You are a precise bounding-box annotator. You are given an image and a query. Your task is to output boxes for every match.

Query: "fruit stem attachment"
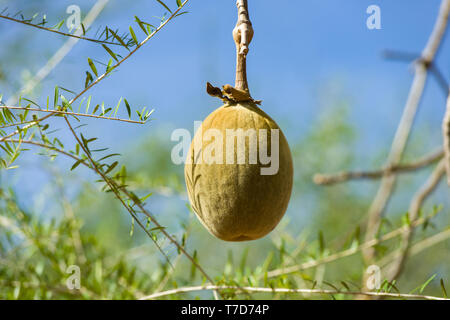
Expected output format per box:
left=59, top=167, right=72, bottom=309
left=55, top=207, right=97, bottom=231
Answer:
left=233, top=0, right=253, bottom=92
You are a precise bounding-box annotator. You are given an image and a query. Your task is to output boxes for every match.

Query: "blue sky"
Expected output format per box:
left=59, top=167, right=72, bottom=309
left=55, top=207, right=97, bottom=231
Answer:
left=2, top=0, right=449, bottom=137
left=1, top=0, right=449, bottom=226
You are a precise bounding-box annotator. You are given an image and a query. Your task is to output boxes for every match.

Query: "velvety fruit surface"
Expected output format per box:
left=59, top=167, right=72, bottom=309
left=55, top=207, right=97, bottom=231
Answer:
left=185, top=102, right=293, bottom=241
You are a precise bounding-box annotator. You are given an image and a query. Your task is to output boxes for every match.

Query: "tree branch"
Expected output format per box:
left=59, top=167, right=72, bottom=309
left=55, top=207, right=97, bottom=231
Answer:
left=233, top=0, right=253, bottom=92
left=378, top=228, right=450, bottom=268
left=138, top=285, right=449, bottom=301
left=265, top=214, right=435, bottom=279
left=314, top=148, right=444, bottom=185
left=0, top=11, right=119, bottom=46
left=384, top=160, right=446, bottom=281
left=362, top=0, right=450, bottom=269
left=0, top=105, right=146, bottom=124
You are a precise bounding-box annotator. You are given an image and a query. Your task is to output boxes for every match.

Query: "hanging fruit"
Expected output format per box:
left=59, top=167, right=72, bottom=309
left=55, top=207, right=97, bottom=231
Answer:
left=184, top=0, right=293, bottom=241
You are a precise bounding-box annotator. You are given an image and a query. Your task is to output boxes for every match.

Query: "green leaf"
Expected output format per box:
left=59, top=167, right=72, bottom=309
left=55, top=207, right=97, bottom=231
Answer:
left=98, top=153, right=120, bottom=161
left=156, top=0, right=172, bottom=13
left=140, top=192, right=153, bottom=203
left=102, top=44, right=118, bottom=62
left=175, top=11, right=189, bottom=18
left=113, top=97, right=122, bottom=118
left=88, top=58, right=98, bottom=77
left=420, top=274, right=436, bottom=293
left=106, top=58, right=114, bottom=73
left=60, top=95, right=72, bottom=111
left=129, top=26, right=138, bottom=45
left=124, top=99, right=131, bottom=118
left=100, top=107, right=112, bottom=116
left=70, top=159, right=83, bottom=171
left=80, top=133, right=90, bottom=151
left=85, top=96, right=92, bottom=113
left=54, top=86, right=59, bottom=108
left=59, top=86, right=75, bottom=95
left=108, top=28, right=128, bottom=49
left=135, top=16, right=148, bottom=35
left=176, top=0, right=182, bottom=7
left=22, top=98, right=39, bottom=108
left=105, top=161, right=118, bottom=174
left=340, top=281, right=350, bottom=291
left=85, top=71, right=93, bottom=88
left=53, top=19, right=65, bottom=30
left=190, top=250, right=198, bottom=280
left=0, top=144, right=12, bottom=156
left=441, top=279, right=448, bottom=298
left=318, top=231, right=325, bottom=254
left=130, top=218, right=135, bottom=237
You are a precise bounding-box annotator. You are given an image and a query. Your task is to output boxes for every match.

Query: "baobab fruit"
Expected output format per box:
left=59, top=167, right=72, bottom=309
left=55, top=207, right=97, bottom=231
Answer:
left=184, top=102, right=293, bottom=241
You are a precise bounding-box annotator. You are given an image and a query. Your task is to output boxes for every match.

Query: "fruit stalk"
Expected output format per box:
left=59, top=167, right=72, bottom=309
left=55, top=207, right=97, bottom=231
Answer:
left=233, top=0, right=253, bottom=92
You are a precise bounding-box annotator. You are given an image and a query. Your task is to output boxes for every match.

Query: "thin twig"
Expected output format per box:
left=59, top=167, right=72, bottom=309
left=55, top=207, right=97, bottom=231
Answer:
left=233, top=0, right=253, bottom=92
left=314, top=148, right=444, bottom=185
left=266, top=215, right=433, bottom=279
left=379, top=228, right=450, bottom=268
left=138, top=285, right=449, bottom=301
left=382, top=49, right=420, bottom=63
left=385, top=160, right=446, bottom=281
left=0, top=106, right=146, bottom=124
left=0, top=13, right=119, bottom=46
left=4, top=139, right=90, bottom=168
left=383, top=49, right=449, bottom=96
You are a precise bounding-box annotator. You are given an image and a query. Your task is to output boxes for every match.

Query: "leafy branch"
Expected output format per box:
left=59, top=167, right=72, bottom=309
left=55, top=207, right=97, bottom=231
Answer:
left=0, top=104, right=151, bottom=125
left=265, top=210, right=441, bottom=279
left=0, top=12, right=123, bottom=46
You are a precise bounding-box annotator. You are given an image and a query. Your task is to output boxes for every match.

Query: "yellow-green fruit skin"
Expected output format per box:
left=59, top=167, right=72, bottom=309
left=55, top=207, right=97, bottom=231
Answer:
left=184, top=102, right=293, bottom=241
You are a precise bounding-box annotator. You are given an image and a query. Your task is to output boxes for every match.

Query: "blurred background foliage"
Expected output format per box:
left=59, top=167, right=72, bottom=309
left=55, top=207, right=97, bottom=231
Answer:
left=0, top=0, right=449, bottom=299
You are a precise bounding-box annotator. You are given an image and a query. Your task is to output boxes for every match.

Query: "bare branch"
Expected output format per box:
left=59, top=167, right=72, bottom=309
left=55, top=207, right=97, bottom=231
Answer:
left=139, top=285, right=449, bottom=301
left=383, top=49, right=449, bottom=96
left=233, top=0, right=253, bottom=92
left=385, top=160, right=446, bottom=281
left=362, top=0, right=450, bottom=268
left=314, top=148, right=444, bottom=185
